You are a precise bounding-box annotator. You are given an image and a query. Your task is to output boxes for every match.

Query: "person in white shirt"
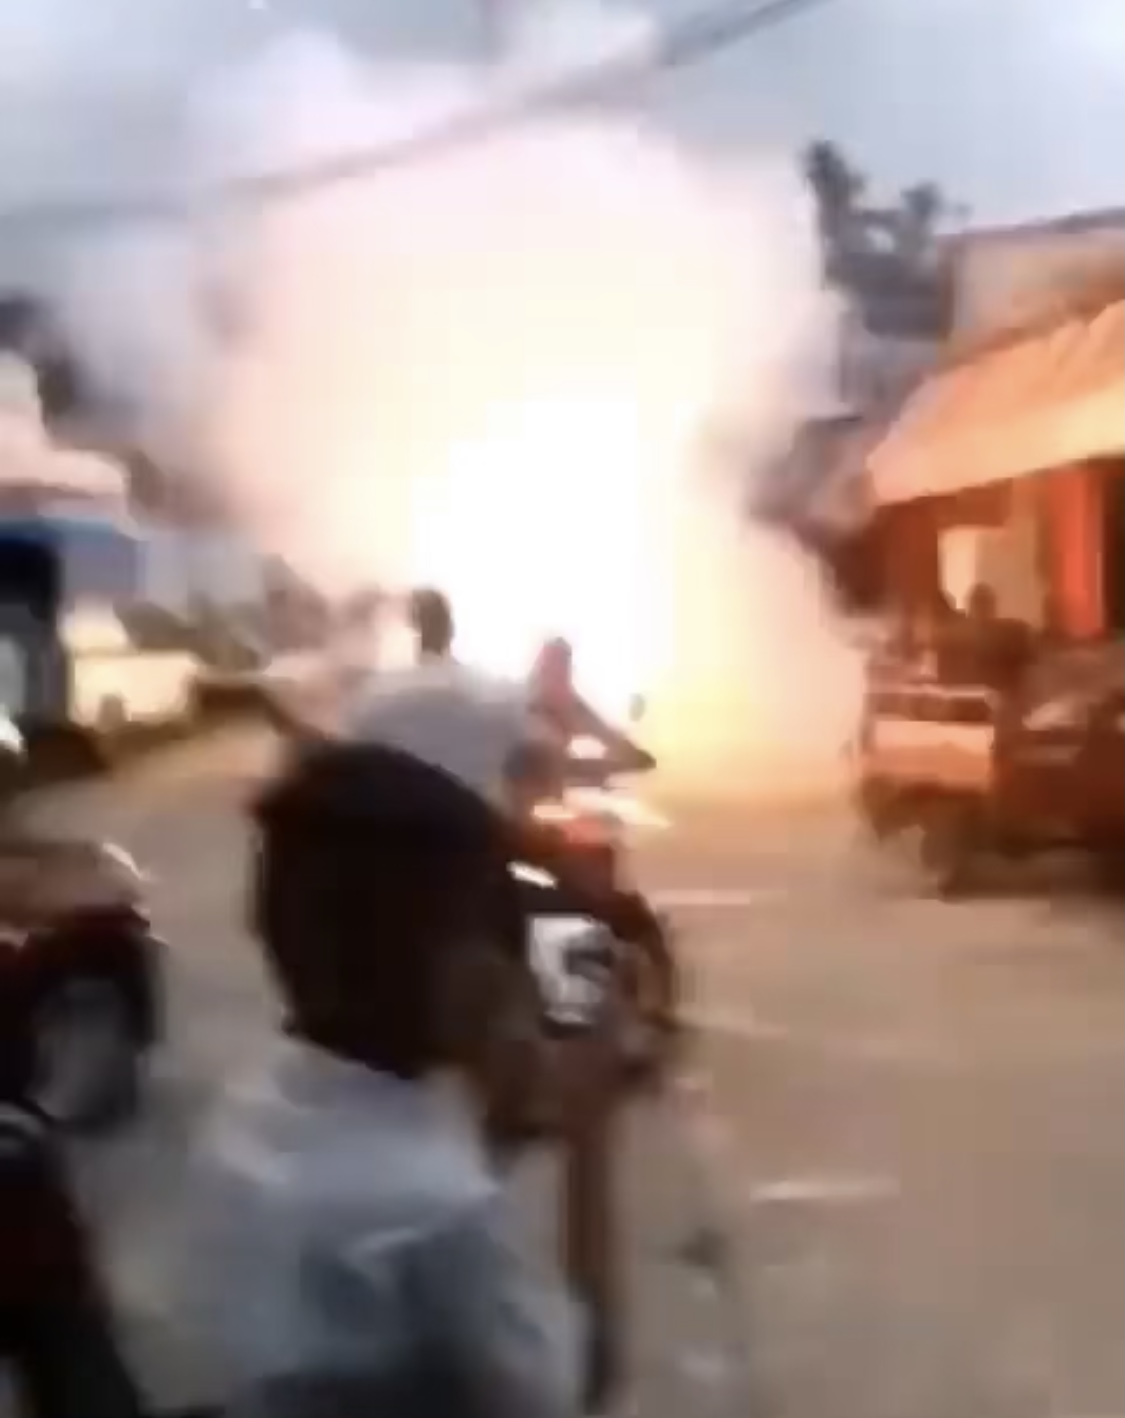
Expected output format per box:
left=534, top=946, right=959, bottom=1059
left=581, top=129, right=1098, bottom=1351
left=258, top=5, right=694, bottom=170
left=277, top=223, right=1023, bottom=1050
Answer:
left=253, top=594, right=671, bottom=1411
left=183, top=741, right=582, bottom=1418
left=343, top=586, right=557, bottom=807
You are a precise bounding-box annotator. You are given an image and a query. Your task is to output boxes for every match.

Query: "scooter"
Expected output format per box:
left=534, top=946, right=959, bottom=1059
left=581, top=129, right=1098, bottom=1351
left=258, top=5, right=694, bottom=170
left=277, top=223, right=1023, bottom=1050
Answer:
left=527, top=732, right=678, bottom=1069
left=8, top=858, right=162, bottom=1132
left=510, top=757, right=679, bottom=1415
left=0, top=715, right=163, bottom=1132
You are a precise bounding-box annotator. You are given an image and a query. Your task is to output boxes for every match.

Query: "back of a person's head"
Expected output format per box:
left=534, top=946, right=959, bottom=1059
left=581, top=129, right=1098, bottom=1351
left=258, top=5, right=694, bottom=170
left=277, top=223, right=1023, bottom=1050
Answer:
left=250, top=741, right=513, bottom=1078
left=409, top=587, right=455, bottom=658
left=967, top=583, right=998, bottom=620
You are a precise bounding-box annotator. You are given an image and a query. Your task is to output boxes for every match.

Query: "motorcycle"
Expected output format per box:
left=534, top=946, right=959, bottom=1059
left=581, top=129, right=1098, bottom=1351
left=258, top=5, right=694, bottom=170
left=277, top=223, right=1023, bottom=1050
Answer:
left=522, top=730, right=678, bottom=1073
left=507, top=739, right=678, bottom=1414
left=259, top=684, right=677, bottom=1410
left=0, top=718, right=163, bottom=1132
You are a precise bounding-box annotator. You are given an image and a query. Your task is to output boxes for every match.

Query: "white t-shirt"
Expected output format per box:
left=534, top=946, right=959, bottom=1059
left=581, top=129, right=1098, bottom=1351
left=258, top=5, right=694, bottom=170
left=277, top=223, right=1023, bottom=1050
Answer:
left=343, top=657, right=553, bottom=805
left=182, top=1038, right=581, bottom=1417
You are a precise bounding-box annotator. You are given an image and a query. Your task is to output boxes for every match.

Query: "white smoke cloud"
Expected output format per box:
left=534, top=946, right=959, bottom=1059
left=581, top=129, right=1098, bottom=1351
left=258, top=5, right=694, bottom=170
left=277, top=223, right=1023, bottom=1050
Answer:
left=493, top=0, right=656, bottom=81
left=57, top=23, right=860, bottom=790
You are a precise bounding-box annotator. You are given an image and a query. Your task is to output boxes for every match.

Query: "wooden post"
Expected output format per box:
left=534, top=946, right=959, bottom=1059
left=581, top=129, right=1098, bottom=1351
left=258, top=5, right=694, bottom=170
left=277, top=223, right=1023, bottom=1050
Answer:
left=1040, top=465, right=1104, bottom=638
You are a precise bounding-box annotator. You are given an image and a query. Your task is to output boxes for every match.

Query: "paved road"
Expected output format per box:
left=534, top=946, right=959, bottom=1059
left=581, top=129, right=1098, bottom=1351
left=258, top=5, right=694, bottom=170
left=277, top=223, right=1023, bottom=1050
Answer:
left=26, top=727, right=1125, bottom=1418
left=643, top=802, right=1124, bottom=1418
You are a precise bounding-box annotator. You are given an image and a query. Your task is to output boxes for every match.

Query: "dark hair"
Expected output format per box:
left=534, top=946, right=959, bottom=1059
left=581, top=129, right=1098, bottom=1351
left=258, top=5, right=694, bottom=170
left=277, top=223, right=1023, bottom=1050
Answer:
left=250, top=741, right=519, bottom=1079
left=409, top=586, right=455, bottom=657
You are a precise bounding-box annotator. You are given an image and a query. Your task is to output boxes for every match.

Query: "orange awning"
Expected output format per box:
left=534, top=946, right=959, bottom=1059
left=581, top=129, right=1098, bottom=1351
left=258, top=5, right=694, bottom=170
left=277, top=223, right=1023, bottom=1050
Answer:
left=869, top=299, right=1125, bottom=504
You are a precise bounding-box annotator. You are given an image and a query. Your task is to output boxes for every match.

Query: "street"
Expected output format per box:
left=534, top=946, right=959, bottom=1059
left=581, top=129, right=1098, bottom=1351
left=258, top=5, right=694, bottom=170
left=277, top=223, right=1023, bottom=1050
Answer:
left=24, top=727, right=1125, bottom=1418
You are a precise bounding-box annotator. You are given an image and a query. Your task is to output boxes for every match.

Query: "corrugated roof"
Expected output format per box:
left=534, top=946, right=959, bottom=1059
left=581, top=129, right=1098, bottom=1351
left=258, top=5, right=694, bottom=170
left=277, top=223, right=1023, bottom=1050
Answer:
left=870, top=296, right=1125, bottom=503
left=944, top=254, right=1125, bottom=369
left=946, top=207, right=1125, bottom=249
left=943, top=208, right=1125, bottom=367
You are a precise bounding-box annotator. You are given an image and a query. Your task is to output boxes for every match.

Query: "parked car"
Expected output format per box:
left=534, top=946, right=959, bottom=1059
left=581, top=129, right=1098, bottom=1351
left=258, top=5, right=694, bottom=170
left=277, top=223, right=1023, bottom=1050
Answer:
left=856, top=622, right=1125, bottom=896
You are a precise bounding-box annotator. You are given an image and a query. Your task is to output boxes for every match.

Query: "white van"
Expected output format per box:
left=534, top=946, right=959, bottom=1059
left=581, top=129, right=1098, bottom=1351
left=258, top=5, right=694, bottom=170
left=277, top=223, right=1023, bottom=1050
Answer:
left=0, top=504, right=200, bottom=751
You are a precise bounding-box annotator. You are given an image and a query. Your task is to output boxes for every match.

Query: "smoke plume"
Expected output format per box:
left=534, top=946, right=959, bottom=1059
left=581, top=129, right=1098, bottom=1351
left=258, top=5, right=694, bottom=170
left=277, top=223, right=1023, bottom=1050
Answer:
left=58, top=21, right=860, bottom=793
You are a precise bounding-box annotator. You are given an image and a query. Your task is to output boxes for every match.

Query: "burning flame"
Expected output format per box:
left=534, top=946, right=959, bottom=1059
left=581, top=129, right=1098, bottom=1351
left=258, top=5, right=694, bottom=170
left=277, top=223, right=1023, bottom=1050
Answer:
left=58, top=31, right=854, bottom=792
left=406, top=389, right=677, bottom=718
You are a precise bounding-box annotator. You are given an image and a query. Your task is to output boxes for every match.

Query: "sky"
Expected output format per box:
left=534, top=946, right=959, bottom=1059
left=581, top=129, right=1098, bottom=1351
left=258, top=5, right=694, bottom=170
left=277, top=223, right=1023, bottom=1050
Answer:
left=0, top=0, right=1122, bottom=280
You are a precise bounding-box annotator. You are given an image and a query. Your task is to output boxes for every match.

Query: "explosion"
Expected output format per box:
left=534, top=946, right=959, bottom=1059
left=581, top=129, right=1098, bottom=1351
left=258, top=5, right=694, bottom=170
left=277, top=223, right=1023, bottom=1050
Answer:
left=60, top=25, right=859, bottom=790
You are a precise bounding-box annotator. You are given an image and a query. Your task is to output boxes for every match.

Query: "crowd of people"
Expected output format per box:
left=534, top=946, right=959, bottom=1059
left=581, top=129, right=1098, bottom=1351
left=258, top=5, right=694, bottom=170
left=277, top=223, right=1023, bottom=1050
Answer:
left=1, top=588, right=670, bottom=1418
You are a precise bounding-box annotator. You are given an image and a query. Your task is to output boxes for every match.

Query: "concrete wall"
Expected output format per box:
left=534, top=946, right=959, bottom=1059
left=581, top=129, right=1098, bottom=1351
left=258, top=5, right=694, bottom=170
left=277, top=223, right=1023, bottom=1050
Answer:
left=951, top=211, right=1125, bottom=340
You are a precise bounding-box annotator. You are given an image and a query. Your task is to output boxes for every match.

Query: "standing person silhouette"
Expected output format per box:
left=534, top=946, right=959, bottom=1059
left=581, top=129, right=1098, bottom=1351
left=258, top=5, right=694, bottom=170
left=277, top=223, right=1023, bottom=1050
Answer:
left=182, top=740, right=583, bottom=1417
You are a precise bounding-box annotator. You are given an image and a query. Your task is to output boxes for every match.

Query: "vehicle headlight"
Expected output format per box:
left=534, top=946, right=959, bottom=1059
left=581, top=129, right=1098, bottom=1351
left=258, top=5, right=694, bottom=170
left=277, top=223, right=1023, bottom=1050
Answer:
left=100, top=842, right=149, bottom=886
left=532, top=800, right=577, bottom=824
left=0, top=713, right=24, bottom=756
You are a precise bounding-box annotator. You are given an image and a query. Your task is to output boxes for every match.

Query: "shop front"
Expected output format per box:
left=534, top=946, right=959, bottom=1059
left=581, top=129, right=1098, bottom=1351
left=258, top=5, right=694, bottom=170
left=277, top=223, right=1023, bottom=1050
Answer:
left=868, top=292, right=1123, bottom=633
left=851, top=287, right=1124, bottom=894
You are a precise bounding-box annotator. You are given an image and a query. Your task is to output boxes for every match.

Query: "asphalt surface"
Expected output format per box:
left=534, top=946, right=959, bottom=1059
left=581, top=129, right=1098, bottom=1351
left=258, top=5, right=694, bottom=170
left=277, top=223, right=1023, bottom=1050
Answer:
left=17, top=725, right=1125, bottom=1418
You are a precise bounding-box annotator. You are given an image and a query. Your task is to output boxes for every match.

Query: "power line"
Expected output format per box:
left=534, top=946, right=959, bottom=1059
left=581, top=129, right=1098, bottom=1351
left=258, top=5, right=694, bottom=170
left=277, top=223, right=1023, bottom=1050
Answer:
left=0, top=0, right=838, bottom=235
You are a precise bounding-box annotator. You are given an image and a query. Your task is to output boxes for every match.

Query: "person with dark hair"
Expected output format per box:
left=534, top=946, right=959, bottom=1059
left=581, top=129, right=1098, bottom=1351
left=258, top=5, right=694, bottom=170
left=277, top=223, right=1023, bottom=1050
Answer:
left=409, top=586, right=455, bottom=659
left=181, top=741, right=581, bottom=1418
left=265, top=587, right=679, bottom=1412
left=338, top=593, right=669, bottom=1039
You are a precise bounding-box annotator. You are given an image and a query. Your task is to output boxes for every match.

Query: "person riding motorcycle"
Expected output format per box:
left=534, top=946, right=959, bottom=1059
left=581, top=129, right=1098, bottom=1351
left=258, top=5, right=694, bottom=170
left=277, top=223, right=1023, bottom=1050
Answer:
left=524, top=635, right=673, bottom=1033
left=337, top=589, right=676, bottom=1410
left=342, top=592, right=668, bottom=960
left=343, top=587, right=546, bottom=807
left=528, top=638, right=655, bottom=781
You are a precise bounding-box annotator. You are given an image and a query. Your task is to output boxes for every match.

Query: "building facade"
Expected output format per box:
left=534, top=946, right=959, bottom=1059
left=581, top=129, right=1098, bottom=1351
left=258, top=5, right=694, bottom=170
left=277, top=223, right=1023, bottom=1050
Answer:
left=949, top=208, right=1125, bottom=341
left=868, top=207, right=1125, bottom=640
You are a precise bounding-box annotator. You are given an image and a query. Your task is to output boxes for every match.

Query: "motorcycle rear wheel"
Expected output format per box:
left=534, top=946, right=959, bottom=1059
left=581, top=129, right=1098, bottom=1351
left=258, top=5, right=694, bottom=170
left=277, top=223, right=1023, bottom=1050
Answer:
left=33, top=978, right=142, bottom=1132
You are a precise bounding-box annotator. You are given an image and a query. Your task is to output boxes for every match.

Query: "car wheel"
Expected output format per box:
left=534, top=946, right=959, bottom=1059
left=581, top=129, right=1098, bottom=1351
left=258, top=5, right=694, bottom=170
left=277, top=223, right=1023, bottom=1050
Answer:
left=33, top=978, right=142, bottom=1132
left=92, top=698, right=130, bottom=770
left=1092, top=848, right=1125, bottom=895
left=896, top=798, right=982, bottom=900
left=855, top=774, right=900, bottom=839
